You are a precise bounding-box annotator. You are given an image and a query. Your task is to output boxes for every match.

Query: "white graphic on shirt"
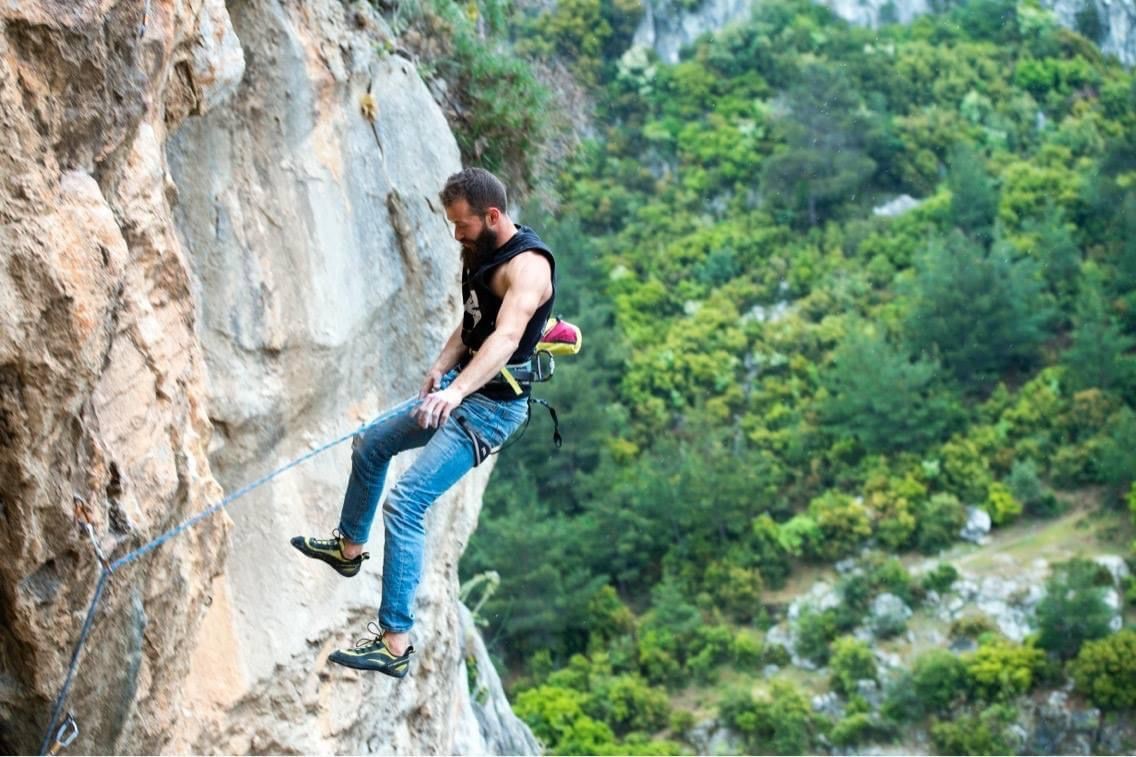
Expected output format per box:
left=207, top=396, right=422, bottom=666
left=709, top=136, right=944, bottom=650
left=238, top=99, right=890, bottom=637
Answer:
left=464, top=289, right=482, bottom=327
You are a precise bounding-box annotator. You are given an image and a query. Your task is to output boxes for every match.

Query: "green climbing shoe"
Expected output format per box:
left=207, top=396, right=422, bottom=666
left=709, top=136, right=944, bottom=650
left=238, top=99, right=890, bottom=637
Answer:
left=290, top=529, right=368, bottom=577
left=329, top=623, right=414, bottom=678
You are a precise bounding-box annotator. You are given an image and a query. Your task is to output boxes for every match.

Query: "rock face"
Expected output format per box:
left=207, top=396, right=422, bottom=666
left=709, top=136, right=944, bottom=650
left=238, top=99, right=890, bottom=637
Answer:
left=631, top=0, right=1136, bottom=65
left=0, top=0, right=534, bottom=754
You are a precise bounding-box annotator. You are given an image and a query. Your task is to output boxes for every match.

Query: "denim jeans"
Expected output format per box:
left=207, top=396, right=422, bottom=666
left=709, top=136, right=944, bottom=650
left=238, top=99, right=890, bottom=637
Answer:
left=338, top=368, right=529, bottom=633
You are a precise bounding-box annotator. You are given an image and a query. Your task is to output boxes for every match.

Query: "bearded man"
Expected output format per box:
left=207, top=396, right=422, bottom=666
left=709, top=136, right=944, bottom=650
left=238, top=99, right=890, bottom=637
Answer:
left=292, top=167, right=555, bottom=677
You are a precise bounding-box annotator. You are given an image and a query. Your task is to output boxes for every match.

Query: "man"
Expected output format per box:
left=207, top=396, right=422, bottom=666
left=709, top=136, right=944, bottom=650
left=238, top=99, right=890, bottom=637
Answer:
left=291, top=167, right=555, bottom=678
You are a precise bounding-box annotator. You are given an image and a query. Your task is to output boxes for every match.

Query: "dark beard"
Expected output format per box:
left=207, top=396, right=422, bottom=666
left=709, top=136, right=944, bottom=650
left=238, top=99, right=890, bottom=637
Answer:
left=461, top=224, right=499, bottom=271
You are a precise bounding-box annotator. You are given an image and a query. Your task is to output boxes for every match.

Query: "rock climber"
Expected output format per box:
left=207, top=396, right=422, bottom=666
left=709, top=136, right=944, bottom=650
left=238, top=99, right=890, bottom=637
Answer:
left=291, top=167, right=555, bottom=678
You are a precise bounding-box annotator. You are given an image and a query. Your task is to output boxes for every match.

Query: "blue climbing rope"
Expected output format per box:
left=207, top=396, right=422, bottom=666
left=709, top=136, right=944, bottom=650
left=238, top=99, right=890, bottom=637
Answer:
left=38, top=395, right=418, bottom=755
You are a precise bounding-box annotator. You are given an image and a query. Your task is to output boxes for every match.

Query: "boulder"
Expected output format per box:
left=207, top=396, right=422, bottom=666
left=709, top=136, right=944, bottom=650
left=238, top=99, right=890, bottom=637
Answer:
left=960, top=507, right=992, bottom=544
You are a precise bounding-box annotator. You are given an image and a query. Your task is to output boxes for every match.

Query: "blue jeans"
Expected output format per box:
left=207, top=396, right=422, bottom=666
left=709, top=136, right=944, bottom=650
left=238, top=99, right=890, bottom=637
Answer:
left=338, top=368, right=529, bottom=633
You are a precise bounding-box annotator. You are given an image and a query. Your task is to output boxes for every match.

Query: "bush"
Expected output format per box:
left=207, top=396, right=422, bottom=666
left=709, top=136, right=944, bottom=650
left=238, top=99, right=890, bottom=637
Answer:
left=911, top=649, right=970, bottom=714
left=984, top=482, right=1023, bottom=526
left=830, top=636, right=878, bottom=695
left=1069, top=629, right=1136, bottom=712
left=1006, top=458, right=1058, bottom=517
left=719, top=681, right=818, bottom=755
left=808, top=491, right=873, bottom=560
left=1036, top=558, right=1114, bottom=660
left=921, top=563, right=959, bottom=594
left=795, top=606, right=839, bottom=665
left=930, top=704, right=1017, bottom=755
left=915, top=493, right=967, bottom=554
left=830, top=712, right=878, bottom=747
left=965, top=638, right=1046, bottom=702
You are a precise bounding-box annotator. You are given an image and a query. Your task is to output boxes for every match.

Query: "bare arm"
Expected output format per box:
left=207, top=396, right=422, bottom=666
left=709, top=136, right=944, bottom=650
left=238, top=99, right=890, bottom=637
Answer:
left=420, top=322, right=467, bottom=397
left=414, top=251, right=551, bottom=428
left=449, top=252, right=552, bottom=397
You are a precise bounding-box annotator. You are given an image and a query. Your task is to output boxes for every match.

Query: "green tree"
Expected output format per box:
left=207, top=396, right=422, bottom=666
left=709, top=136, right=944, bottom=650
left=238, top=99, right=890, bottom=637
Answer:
left=1063, top=267, right=1136, bottom=394
left=911, top=649, right=970, bottom=714
left=761, top=62, right=877, bottom=227
left=830, top=636, right=878, bottom=695
left=1070, top=629, right=1136, bottom=713
left=719, top=680, right=818, bottom=755
left=820, top=328, right=960, bottom=454
left=915, top=493, right=967, bottom=554
left=965, top=638, right=1046, bottom=702
left=946, top=143, right=999, bottom=245
left=905, top=232, right=1053, bottom=392
left=1036, top=559, right=1114, bottom=660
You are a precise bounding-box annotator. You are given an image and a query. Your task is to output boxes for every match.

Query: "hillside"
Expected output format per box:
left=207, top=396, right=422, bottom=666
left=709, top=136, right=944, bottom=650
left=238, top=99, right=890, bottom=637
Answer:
left=457, top=0, right=1136, bottom=752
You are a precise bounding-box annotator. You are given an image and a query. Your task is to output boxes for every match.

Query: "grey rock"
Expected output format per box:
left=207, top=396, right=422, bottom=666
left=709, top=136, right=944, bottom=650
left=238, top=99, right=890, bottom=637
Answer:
left=870, top=592, right=913, bottom=636
left=960, top=506, right=992, bottom=544
left=1094, top=555, right=1131, bottom=586
left=873, top=194, right=922, bottom=217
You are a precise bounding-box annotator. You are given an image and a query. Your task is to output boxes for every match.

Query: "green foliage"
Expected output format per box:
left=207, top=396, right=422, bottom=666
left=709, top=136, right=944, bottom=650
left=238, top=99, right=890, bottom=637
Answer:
left=719, top=681, right=819, bottom=755
left=984, top=482, right=1022, bottom=526
left=829, top=636, right=878, bottom=695
left=1005, top=458, right=1062, bottom=518
left=703, top=561, right=766, bottom=623
left=820, top=328, right=960, bottom=454
left=965, top=637, right=1046, bottom=702
left=405, top=0, right=550, bottom=190
left=911, top=649, right=970, bottom=715
left=465, top=1, right=1136, bottom=742
left=1035, top=558, right=1114, bottom=660
left=930, top=704, right=1018, bottom=756
left=807, top=491, right=873, bottom=560
left=945, top=143, right=998, bottom=244
left=914, top=493, right=967, bottom=554
left=904, top=232, right=1053, bottom=393
left=761, top=62, right=878, bottom=227
left=795, top=606, right=839, bottom=665
left=921, top=563, right=960, bottom=595
left=1070, top=629, right=1136, bottom=712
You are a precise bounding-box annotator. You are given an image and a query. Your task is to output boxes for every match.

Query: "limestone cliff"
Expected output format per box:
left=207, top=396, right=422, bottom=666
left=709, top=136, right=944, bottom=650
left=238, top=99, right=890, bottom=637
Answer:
left=632, top=0, right=1136, bottom=64
left=0, top=0, right=535, bottom=753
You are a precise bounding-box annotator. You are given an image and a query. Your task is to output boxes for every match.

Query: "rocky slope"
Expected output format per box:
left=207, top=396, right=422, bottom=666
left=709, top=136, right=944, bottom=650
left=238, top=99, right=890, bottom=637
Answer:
left=632, top=0, right=1136, bottom=64
left=0, top=0, right=534, bottom=753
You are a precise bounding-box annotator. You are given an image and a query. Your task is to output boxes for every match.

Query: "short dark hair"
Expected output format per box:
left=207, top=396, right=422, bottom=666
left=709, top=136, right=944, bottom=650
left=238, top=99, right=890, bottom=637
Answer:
left=439, top=168, right=507, bottom=215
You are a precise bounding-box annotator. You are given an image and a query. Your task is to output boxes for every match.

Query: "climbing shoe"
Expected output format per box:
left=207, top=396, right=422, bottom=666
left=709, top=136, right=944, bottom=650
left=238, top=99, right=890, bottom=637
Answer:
left=290, top=529, right=368, bottom=577
left=329, top=622, right=414, bottom=678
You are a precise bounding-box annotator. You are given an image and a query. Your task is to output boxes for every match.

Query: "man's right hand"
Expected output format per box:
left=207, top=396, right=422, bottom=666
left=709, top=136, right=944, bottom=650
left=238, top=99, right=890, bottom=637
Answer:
left=419, top=369, right=444, bottom=399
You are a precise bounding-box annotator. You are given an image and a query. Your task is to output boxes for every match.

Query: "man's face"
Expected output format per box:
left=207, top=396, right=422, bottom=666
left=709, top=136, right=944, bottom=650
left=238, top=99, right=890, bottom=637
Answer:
left=446, top=198, right=499, bottom=262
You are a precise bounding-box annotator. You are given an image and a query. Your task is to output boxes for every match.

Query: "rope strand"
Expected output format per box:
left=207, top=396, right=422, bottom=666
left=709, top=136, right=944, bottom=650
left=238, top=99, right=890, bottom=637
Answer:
left=38, top=395, right=417, bottom=754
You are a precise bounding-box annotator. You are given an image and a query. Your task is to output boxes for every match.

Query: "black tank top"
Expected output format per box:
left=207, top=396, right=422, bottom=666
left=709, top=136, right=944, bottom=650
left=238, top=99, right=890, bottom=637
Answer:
left=461, top=225, right=556, bottom=399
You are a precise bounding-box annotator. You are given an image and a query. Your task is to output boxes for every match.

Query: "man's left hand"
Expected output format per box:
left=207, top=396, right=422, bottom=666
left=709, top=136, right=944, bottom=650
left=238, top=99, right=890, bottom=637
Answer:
left=414, top=387, right=463, bottom=429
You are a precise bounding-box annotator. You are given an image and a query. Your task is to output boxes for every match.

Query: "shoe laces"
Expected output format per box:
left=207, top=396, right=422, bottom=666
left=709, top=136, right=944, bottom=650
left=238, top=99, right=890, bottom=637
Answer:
left=353, top=621, right=387, bottom=652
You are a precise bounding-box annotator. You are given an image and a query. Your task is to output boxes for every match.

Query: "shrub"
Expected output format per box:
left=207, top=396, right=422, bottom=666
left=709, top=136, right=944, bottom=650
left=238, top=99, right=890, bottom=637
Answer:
left=718, top=681, right=818, bottom=755
left=965, top=638, right=1046, bottom=702
left=915, top=493, right=967, bottom=554
left=930, top=704, right=1017, bottom=755
left=911, top=649, right=970, bottom=714
left=830, top=636, right=878, bottom=695
left=704, top=561, right=765, bottom=623
left=984, top=482, right=1023, bottom=526
left=1069, top=629, right=1136, bottom=712
left=1036, top=558, right=1114, bottom=660
left=795, top=606, right=839, bottom=665
left=808, top=491, right=873, bottom=560
left=921, top=563, right=959, bottom=594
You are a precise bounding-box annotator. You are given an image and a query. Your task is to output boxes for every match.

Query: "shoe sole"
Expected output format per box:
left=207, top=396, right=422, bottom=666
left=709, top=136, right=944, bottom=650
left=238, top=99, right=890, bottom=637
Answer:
left=290, top=536, right=361, bottom=577
left=328, top=650, right=411, bottom=678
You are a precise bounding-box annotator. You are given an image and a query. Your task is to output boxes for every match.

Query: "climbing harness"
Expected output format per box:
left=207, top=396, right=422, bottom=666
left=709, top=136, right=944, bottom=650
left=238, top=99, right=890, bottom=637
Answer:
left=459, top=316, right=581, bottom=461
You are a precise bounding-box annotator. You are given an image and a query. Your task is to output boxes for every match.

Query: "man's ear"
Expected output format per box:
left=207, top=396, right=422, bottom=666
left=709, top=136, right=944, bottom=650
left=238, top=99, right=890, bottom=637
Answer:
left=486, top=207, right=501, bottom=227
